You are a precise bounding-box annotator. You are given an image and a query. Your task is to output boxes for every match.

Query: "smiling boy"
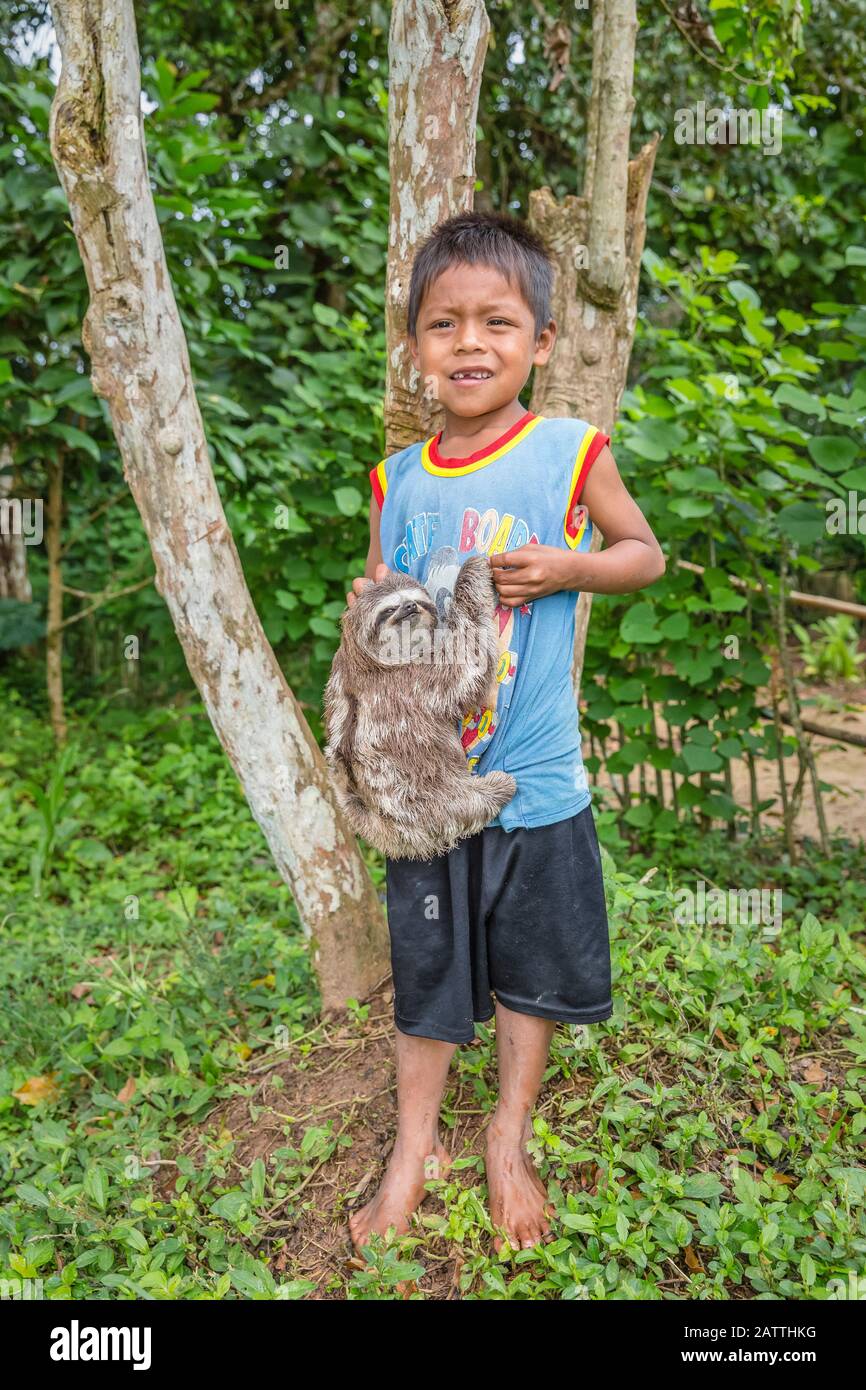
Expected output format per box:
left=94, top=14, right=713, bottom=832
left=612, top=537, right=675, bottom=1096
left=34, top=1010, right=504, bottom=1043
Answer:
left=344, top=211, right=665, bottom=1256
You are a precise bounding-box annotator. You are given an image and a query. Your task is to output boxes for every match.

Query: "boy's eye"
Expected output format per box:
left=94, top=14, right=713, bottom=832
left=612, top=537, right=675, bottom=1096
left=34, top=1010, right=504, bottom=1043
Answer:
left=428, top=317, right=511, bottom=329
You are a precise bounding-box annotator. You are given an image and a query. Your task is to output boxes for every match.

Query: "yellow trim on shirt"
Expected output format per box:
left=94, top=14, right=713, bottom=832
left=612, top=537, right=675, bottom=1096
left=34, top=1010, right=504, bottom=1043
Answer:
left=372, top=458, right=388, bottom=503
left=421, top=413, right=544, bottom=477
left=563, top=426, right=600, bottom=549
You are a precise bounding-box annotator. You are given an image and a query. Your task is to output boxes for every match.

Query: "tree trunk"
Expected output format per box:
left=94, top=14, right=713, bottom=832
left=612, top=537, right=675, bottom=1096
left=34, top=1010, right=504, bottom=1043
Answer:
left=0, top=445, right=32, bottom=602
left=384, top=0, right=490, bottom=453
left=529, top=0, right=658, bottom=703
left=47, top=0, right=388, bottom=1014
left=45, top=454, right=67, bottom=745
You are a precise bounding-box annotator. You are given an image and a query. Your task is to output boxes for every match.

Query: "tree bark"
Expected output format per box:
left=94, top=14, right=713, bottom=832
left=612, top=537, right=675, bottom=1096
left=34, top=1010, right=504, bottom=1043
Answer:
left=384, top=0, right=490, bottom=453
left=47, top=0, right=388, bottom=1013
left=46, top=455, right=67, bottom=745
left=0, top=446, right=33, bottom=602
left=529, top=0, right=658, bottom=703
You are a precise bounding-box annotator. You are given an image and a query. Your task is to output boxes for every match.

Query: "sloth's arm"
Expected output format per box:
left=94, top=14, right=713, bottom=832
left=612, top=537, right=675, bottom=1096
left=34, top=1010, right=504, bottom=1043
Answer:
left=323, top=651, right=354, bottom=771
left=422, top=557, right=498, bottom=718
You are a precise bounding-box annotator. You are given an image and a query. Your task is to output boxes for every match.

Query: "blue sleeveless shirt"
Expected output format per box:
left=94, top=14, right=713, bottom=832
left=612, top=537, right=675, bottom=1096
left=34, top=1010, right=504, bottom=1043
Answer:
left=370, top=409, right=609, bottom=831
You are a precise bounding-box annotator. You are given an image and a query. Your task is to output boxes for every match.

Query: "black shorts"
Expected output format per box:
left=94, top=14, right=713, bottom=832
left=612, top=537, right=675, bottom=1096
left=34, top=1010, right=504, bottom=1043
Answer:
left=383, top=804, right=613, bottom=1044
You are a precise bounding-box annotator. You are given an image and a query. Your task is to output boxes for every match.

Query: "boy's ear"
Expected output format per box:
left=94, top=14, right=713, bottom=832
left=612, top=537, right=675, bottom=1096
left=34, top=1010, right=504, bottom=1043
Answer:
left=408, top=333, right=420, bottom=370
left=533, top=318, right=557, bottom=367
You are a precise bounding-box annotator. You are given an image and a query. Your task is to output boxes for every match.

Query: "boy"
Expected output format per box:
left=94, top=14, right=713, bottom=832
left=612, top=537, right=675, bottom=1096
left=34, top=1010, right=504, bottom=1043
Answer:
left=344, top=212, right=665, bottom=1256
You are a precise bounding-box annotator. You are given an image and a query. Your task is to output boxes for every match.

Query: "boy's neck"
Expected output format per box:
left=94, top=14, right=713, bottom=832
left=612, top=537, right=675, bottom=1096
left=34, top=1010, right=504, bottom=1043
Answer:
left=437, top=399, right=531, bottom=458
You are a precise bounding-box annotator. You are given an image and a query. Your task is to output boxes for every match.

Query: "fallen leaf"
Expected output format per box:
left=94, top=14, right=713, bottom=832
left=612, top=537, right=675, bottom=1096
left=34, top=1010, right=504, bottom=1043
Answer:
left=802, top=1060, right=827, bottom=1085
left=117, top=1077, right=137, bottom=1104
left=13, top=1072, right=61, bottom=1105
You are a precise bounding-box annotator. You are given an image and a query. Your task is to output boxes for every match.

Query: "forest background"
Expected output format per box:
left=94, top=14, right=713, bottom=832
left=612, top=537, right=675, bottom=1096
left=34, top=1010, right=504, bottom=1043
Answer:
left=1, top=0, right=864, bottom=1301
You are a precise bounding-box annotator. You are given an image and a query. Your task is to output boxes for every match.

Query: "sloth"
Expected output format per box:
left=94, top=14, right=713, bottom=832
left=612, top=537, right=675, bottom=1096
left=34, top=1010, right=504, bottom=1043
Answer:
left=323, top=556, right=517, bottom=860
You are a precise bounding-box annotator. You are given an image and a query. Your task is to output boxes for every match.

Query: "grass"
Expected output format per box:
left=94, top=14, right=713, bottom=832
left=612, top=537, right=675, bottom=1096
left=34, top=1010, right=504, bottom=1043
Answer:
left=0, top=683, right=864, bottom=1300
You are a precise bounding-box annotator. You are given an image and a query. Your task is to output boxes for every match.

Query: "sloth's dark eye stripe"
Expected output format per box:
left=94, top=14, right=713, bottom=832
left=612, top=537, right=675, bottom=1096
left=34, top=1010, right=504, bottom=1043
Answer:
left=373, top=604, right=401, bottom=630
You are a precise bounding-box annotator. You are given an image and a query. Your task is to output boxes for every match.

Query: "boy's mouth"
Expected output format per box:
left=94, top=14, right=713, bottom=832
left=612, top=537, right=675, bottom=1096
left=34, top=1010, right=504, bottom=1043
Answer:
left=450, top=369, right=494, bottom=382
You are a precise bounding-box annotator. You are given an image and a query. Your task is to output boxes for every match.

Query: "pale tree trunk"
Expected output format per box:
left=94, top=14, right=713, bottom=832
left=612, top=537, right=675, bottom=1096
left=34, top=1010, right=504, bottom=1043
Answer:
left=45, top=454, right=67, bottom=745
left=384, top=0, right=490, bottom=452
left=529, top=0, right=658, bottom=701
left=47, top=0, right=388, bottom=1013
left=0, top=445, right=33, bottom=602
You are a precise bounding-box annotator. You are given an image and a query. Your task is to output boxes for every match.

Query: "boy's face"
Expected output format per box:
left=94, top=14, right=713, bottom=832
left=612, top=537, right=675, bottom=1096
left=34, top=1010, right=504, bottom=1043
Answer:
left=408, top=261, right=556, bottom=420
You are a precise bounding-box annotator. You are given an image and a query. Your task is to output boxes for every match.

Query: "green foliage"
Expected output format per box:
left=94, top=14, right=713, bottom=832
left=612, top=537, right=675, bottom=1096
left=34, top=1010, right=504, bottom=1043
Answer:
left=1, top=695, right=863, bottom=1300
left=581, top=243, right=866, bottom=839
left=792, top=614, right=866, bottom=682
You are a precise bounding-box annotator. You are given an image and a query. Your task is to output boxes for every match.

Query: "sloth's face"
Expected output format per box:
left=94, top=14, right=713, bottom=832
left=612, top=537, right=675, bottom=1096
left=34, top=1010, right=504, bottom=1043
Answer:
left=355, top=583, right=439, bottom=666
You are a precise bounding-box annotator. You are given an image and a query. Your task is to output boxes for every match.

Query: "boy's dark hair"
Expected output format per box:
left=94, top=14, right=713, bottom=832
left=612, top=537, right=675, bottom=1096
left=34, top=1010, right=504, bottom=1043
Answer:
left=406, top=211, right=554, bottom=339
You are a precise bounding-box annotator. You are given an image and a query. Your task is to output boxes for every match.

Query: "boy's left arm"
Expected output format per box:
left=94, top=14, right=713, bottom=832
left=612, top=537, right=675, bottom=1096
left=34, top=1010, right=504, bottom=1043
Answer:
left=489, top=444, right=666, bottom=608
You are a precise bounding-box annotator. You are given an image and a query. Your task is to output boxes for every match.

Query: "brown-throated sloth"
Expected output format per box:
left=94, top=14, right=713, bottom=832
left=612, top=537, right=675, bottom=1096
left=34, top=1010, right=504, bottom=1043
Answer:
left=323, top=556, right=517, bottom=860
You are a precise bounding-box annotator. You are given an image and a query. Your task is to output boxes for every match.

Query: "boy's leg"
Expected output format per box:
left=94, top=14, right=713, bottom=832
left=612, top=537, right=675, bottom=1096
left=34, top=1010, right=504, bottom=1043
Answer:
left=348, top=1029, right=458, bottom=1253
left=484, top=1002, right=558, bottom=1253
left=350, top=832, right=494, bottom=1253
left=479, top=806, right=613, bottom=1251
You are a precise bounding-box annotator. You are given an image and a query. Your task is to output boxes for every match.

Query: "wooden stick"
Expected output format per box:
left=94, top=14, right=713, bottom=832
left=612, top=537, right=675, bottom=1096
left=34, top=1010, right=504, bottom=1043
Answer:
left=676, top=558, right=866, bottom=620
left=757, top=706, right=866, bottom=749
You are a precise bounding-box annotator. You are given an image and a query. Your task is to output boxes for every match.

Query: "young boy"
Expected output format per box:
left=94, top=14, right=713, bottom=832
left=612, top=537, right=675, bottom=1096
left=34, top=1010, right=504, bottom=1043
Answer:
left=345, top=211, right=665, bottom=1256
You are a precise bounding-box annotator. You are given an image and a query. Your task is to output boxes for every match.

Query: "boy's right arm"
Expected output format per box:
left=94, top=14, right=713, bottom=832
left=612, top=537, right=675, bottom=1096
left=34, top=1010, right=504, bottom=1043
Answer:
left=365, top=495, right=383, bottom=578
left=346, top=495, right=388, bottom=608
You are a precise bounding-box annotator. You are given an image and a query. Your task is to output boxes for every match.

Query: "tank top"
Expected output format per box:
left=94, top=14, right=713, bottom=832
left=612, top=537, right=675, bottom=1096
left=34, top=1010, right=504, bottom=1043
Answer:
left=369, top=408, right=609, bottom=830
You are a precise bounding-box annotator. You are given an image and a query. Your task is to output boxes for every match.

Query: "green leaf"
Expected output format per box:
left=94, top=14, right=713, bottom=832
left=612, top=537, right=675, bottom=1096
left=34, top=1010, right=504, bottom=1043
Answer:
left=775, top=502, right=826, bottom=546
left=250, top=1159, right=266, bottom=1208
left=680, top=742, right=722, bottom=773
left=805, top=437, right=859, bottom=472
left=844, top=246, right=866, bottom=267
left=312, top=301, right=341, bottom=327
left=84, top=1164, right=108, bottom=1211
left=44, top=422, right=101, bottom=462
left=16, top=1183, right=50, bottom=1207
left=211, top=1192, right=250, bottom=1224
left=666, top=377, right=704, bottom=404
left=112, top=1224, right=149, bottom=1254
left=707, top=587, right=747, bottom=612
left=682, top=1172, right=725, bottom=1199
left=619, top=602, right=662, bottom=644
left=623, top=416, right=687, bottom=461
left=334, top=485, right=363, bottom=517
left=777, top=309, right=808, bottom=334
left=658, top=612, right=690, bottom=639
left=668, top=496, right=715, bottom=519
left=773, top=383, right=826, bottom=419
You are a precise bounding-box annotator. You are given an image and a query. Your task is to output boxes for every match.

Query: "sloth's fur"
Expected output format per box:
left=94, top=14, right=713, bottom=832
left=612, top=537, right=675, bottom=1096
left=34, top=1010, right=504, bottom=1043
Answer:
left=323, top=557, right=517, bottom=860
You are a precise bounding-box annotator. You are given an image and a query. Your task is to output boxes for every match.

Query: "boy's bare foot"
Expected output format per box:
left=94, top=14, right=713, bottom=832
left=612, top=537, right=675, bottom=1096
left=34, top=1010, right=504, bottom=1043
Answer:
left=348, top=1135, right=452, bottom=1255
left=484, top=1112, right=556, bottom=1253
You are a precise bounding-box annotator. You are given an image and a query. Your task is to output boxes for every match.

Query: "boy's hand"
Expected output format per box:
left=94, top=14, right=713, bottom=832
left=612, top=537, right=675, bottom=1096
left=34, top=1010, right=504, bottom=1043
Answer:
left=488, top=544, right=574, bottom=607
left=345, top=561, right=391, bottom=608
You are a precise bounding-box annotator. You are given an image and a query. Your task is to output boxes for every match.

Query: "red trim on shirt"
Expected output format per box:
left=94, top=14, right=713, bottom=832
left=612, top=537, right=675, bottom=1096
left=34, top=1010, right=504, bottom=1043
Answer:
left=429, top=410, right=536, bottom=468
left=369, top=463, right=385, bottom=509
